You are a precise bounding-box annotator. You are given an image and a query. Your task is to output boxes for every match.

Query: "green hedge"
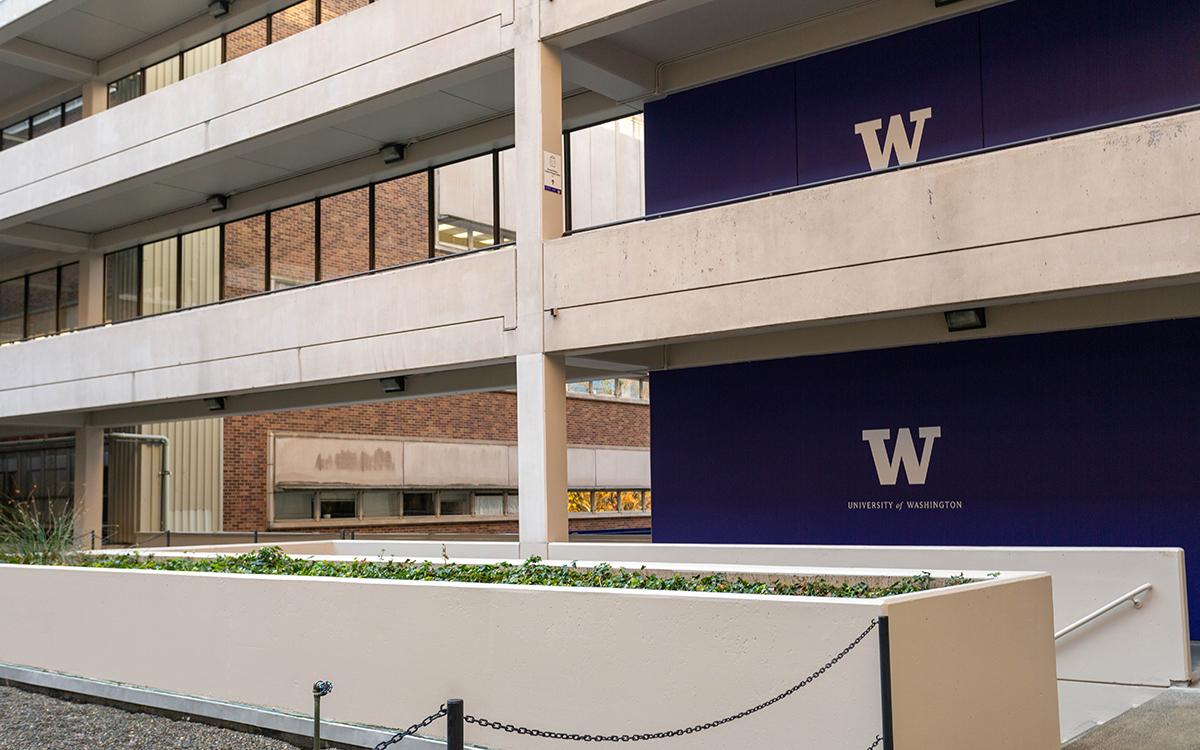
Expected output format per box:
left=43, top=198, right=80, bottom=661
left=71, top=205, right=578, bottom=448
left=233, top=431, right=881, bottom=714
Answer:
left=16, top=546, right=973, bottom=598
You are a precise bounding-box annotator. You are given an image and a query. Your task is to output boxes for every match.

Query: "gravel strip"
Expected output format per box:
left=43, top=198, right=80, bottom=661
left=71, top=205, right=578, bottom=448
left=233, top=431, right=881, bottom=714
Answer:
left=0, top=685, right=301, bottom=749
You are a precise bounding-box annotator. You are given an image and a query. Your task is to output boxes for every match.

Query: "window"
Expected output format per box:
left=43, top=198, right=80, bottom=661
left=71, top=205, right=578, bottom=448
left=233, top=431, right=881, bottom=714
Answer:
left=63, top=97, right=83, bottom=126
left=58, top=263, right=79, bottom=330
left=437, top=490, right=471, bottom=516
left=270, top=203, right=316, bottom=288
left=141, top=237, right=178, bottom=315
left=319, top=188, right=371, bottom=279
left=105, top=248, right=139, bottom=323
left=0, top=278, right=24, bottom=343
left=567, top=114, right=645, bottom=231
left=505, top=493, right=519, bottom=515
left=108, top=71, right=142, bottom=108
left=180, top=227, right=221, bottom=308
left=474, top=493, right=504, bottom=516
left=2, top=119, right=29, bottom=150
left=620, top=491, right=643, bottom=511
left=435, top=154, right=494, bottom=254
left=362, top=490, right=400, bottom=517
left=225, top=18, right=268, bottom=61
left=274, top=491, right=314, bottom=520
left=30, top=106, right=62, bottom=139
left=224, top=215, right=266, bottom=299
left=568, top=491, right=593, bottom=513
left=593, top=491, right=619, bottom=512
left=374, top=173, right=430, bottom=268
left=403, top=492, right=435, bottom=516
left=271, top=0, right=316, bottom=43
left=318, top=491, right=356, bottom=519
left=591, top=379, right=616, bottom=397
left=143, top=56, right=180, bottom=95
left=25, top=269, right=57, bottom=338
left=183, top=38, right=222, bottom=78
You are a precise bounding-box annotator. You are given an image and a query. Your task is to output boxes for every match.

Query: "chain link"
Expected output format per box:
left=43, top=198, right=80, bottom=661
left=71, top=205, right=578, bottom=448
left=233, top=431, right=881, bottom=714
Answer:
left=372, top=705, right=448, bottom=750
left=462, top=618, right=881, bottom=744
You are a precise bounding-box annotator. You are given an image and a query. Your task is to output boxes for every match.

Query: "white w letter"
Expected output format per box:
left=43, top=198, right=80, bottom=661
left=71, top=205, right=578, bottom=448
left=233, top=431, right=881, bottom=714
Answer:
left=853, top=107, right=933, bottom=171
left=862, top=426, right=941, bottom=486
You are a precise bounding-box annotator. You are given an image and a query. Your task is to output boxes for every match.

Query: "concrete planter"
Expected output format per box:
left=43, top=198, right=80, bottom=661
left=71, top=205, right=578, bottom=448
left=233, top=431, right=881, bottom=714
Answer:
left=0, top=560, right=1058, bottom=749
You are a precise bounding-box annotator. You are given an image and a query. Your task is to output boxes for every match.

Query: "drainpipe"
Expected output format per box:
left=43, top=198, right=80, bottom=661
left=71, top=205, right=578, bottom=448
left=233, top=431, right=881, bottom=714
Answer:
left=108, top=433, right=171, bottom=532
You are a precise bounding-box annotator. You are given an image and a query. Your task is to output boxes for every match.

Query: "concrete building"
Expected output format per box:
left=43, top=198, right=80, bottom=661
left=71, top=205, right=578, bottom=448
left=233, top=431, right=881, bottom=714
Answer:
left=0, top=0, right=1197, bottom=629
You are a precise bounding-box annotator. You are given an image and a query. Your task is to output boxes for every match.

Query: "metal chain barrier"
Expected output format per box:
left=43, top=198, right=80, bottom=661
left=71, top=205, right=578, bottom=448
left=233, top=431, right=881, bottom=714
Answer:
left=457, top=618, right=881, bottom=745
left=372, top=705, right=449, bottom=750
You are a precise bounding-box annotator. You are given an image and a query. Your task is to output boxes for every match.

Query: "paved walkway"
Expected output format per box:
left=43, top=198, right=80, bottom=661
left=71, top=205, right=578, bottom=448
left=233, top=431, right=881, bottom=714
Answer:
left=0, top=685, right=298, bottom=750
left=1065, top=688, right=1200, bottom=750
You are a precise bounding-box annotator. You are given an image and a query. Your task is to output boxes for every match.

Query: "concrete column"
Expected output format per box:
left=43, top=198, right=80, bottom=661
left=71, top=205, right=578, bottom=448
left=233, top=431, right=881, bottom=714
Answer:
left=81, top=80, right=107, bottom=118
left=73, top=427, right=104, bottom=549
left=77, top=252, right=104, bottom=326
left=513, top=0, right=567, bottom=556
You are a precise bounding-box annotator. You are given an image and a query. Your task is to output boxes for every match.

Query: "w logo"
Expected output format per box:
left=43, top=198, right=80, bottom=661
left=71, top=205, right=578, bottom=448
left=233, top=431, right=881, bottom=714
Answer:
left=862, top=427, right=941, bottom=486
left=853, top=107, right=933, bottom=171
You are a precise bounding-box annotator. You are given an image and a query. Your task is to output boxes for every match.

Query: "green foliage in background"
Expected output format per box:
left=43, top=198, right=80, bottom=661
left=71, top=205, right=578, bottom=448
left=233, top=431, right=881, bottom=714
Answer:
left=0, top=500, right=78, bottom=565
left=12, top=546, right=973, bottom=598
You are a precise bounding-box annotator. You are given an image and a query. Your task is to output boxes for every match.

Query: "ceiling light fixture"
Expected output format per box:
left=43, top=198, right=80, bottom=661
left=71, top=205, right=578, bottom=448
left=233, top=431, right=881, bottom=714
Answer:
left=206, top=193, right=229, bottom=212
left=944, top=307, right=987, bottom=332
left=205, top=397, right=227, bottom=411
left=379, top=143, right=406, bottom=165
left=380, top=376, right=406, bottom=394
left=208, top=0, right=232, bottom=19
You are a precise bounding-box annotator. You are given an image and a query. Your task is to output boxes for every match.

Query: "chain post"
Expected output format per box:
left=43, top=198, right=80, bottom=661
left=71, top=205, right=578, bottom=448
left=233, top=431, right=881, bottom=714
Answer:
left=313, top=680, right=333, bottom=750
left=446, top=698, right=464, bottom=750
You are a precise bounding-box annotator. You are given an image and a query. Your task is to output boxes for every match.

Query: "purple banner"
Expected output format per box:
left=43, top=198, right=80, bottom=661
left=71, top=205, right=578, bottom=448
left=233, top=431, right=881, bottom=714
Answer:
left=650, top=319, right=1200, bottom=637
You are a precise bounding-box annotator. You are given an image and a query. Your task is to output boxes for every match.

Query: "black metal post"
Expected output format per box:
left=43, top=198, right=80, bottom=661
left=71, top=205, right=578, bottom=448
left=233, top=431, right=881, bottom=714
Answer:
left=878, top=616, right=894, bottom=750
left=446, top=698, right=464, bottom=750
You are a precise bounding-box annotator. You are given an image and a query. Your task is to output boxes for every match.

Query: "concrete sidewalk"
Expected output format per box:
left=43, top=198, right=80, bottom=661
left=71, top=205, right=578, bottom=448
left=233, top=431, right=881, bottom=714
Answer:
left=1065, top=689, right=1200, bottom=750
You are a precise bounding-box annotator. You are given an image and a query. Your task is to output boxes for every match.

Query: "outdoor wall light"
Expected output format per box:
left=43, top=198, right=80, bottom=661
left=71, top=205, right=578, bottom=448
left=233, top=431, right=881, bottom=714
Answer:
left=205, top=397, right=227, bottom=411
left=208, top=0, right=232, bottom=19
left=380, top=376, right=406, bottom=393
left=206, top=193, right=229, bottom=212
left=944, top=307, right=987, bottom=332
left=379, top=143, right=406, bottom=165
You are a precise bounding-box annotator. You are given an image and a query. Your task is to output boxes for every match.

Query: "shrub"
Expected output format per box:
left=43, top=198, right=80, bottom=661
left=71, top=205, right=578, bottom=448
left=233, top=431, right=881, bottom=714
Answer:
left=52, top=546, right=972, bottom=598
left=0, top=500, right=79, bottom=565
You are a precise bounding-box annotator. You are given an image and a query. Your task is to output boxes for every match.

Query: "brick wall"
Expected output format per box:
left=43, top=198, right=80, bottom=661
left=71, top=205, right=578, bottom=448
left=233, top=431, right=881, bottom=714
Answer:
left=222, top=392, right=650, bottom=531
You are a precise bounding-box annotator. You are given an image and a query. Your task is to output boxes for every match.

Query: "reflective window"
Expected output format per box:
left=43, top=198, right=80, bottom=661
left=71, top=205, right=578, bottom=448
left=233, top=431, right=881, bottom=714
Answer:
left=318, top=491, right=356, bottom=519
left=58, top=263, right=79, bottom=331
left=497, top=148, right=517, bottom=244
left=63, top=97, right=83, bottom=126
left=271, top=0, right=316, bottom=42
left=591, top=379, right=616, bottom=397
left=362, top=490, right=400, bottom=517
left=0, top=278, right=24, bottom=343
left=104, top=248, right=140, bottom=323
left=593, top=491, right=619, bottom=512
left=374, top=173, right=430, bottom=268
left=141, top=237, right=178, bottom=315
left=435, top=154, right=494, bottom=254
left=180, top=227, right=221, bottom=308
left=403, top=492, right=435, bottom=516
left=270, top=203, right=316, bottom=288
left=620, top=491, right=643, bottom=511
left=568, top=114, right=645, bottom=230
left=2, top=119, right=29, bottom=150
left=438, top=490, right=471, bottom=516
left=183, top=38, right=222, bottom=78
left=223, top=214, right=267, bottom=299
left=568, top=491, right=593, bottom=513
left=274, top=491, right=314, bottom=520
left=143, top=56, right=180, bottom=95
left=505, top=493, right=519, bottom=515
left=474, top=493, right=504, bottom=516
left=25, top=269, right=57, bottom=338
left=225, top=18, right=268, bottom=61
left=643, top=491, right=652, bottom=511
left=322, top=0, right=370, bottom=22
left=30, top=106, right=61, bottom=139
left=108, top=71, right=142, bottom=108
left=319, top=188, right=371, bottom=280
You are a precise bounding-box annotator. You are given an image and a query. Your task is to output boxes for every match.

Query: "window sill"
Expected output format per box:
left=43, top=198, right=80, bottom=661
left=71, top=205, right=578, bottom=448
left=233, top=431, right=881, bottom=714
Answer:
left=269, top=514, right=518, bottom=530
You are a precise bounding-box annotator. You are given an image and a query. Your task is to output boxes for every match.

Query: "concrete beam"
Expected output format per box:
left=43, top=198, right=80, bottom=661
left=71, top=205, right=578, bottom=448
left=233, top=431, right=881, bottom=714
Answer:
left=0, top=0, right=86, bottom=45
left=562, top=39, right=656, bottom=102
left=0, top=223, right=91, bottom=253
left=0, top=76, right=79, bottom=124
left=541, top=0, right=712, bottom=49
left=0, top=37, right=96, bottom=80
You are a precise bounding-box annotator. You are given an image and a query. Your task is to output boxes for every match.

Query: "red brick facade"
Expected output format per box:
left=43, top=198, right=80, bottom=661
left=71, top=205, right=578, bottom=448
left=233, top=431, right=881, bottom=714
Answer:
left=222, top=393, right=650, bottom=532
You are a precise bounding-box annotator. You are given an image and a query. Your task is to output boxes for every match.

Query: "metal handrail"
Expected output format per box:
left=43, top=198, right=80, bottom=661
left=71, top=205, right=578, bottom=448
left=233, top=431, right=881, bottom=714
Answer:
left=1055, top=583, right=1152, bottom=641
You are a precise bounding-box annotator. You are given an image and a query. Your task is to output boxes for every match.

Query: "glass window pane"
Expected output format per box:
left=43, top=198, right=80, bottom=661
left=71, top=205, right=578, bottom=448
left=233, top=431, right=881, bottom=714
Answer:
left=591, top=379, right=616, bottom=397
left=641, top=380, right=650, bottom=401
left=226, top=18, right=268, bottom=61
left=180, top=227, right=221, bottom=308
left=373, top=173, right=430, bottom=268
left=403, top=492, right=434, bottom=516
left=321, top=0, right=370, bottom=22
left=58, top=263, right=79, bottom=331
left=318, top=492, right=356, bottom=519
left=362, top=490, right=400, bottom=518
left=271, top=0, right=316, bottom=42
left=25, top=269, right=57, bottom=338
left=143, top=56, right=180, bottom=95
left=505, top=493, right=518, bottom=515
left=497, top=148, right=517, bottom=244
left=435, top=154, right=494, bottom=255
left=108, top=71, right=142, bottom=108
left=183, top=38, right=222, bottom=78
left=474, top=493, right=504, bottom=516
left=618, top=378, right=642, bottom=400
left=223, top=214, right=266, bottom=299
left=274, top=491, right=313, bottom=520
left=439, top=490, right=470, bottom=516
left=568, top=491, right=592, bottom=513
left=63, top=97, right=83, bottom=126
left=104, top=248, right=139, bottom=323
left=319, top=188, right=370, bottom=280
left=643, top=491, right=651, bottom=511
left=141, top=237, right=178, bottom=315
left=30, top=106, right=61, bottom=139
left=0, top=277, right=25, bottom=342
left=3, top=119, right=29, bottom=150
left=567, top=381, right=590, bottom=395
left=620, top=491, right=643, bottom=511
left=594, top=491, right=618, bottom=513
left=270, top=202, right=316, bottom=288
left=569, top=114, right=645, bottom=229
